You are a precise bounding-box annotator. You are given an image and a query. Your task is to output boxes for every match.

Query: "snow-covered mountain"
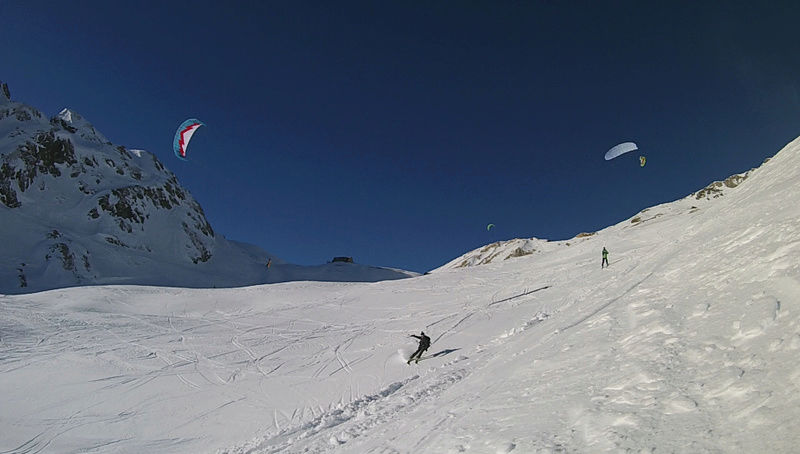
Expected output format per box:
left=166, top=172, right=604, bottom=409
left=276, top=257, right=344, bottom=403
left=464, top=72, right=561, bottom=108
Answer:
left=436, top=164, right=762, bottom=272
left=0, top=81, right=415, bottom=293
left=1, top=127, right=798, bottom=452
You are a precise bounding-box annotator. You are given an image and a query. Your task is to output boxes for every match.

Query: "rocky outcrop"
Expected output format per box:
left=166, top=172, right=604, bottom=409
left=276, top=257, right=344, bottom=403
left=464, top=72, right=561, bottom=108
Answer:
left=10, top=131, right=78, bottom=193
left=693, top=172, right=751, bottom=200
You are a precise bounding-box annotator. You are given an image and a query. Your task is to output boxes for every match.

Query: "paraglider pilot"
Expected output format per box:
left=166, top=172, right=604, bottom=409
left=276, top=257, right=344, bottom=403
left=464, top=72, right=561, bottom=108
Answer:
left=408, top=331, right=431, bottom=364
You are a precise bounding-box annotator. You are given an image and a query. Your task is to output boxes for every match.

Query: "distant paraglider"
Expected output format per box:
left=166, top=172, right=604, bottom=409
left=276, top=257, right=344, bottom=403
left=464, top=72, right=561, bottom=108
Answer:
left=605, top=141, right=645, bottom=167
left=604, top=142, right=638, bottom=161
left=173, top=119, right=205, bottom=160
left=487, top=223, right=495, bottom=232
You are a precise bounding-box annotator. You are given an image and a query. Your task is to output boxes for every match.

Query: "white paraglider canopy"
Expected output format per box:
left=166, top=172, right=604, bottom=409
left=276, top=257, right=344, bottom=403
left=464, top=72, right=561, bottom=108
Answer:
left=604, top=142, right=638, bottom=161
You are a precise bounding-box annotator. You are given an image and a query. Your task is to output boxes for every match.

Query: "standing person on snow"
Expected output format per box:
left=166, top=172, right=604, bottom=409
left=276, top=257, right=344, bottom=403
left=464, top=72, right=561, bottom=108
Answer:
left=602, top=247, right=610, bottom=269
left=408, top=331, right=431, bottom=364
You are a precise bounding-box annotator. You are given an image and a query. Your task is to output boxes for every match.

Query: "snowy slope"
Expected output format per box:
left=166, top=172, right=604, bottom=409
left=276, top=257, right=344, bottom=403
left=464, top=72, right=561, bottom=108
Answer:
left=435, top=163, right=762, bottom=273
left=435, top=237, right=566, bottom=270
left=1, top=134, right=799, bottom=453
left=0, top=82, right=415, bottom=294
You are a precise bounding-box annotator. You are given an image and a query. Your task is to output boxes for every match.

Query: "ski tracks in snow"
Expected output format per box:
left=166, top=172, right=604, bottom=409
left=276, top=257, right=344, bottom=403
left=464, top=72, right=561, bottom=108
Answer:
left=220, top=358, right=472, bottom=454
left=219, top=283, right=557, bottom=454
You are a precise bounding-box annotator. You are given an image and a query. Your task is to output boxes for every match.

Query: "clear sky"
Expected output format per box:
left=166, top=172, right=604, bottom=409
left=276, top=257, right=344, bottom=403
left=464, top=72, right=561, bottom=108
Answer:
left=2, top=1, right=799, bottom=272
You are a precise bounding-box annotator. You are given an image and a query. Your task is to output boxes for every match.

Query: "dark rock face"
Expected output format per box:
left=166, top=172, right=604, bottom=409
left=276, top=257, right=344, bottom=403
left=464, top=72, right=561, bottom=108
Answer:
left=0, top=162, right=21, bottom=208
left=0, top=132, right=78, bottom=207
left=89, top=180, right=213, bottom=240
left=19, top=132, right=77, bottom=187
left=0, top=105, right=43, bottom=123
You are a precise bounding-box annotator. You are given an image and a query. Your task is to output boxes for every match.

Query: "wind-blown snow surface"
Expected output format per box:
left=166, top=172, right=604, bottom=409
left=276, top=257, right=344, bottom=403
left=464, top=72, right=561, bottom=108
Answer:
left=2, top=137, right=800, bottom=453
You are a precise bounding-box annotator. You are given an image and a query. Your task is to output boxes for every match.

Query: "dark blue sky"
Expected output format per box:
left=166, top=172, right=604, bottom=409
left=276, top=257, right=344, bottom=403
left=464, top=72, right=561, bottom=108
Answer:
left=3, top=1, right=799, bottom=272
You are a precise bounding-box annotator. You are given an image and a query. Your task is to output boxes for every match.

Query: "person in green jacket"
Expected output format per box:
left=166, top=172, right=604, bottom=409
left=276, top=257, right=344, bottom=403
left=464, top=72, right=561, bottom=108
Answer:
left=602, top=247, right=609, bottom=268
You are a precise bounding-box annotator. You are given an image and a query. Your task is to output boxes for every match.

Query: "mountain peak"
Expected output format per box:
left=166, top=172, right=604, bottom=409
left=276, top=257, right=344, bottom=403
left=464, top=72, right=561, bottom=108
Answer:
left=57, top=108, right=79, bottom=123
left=55, top=107, right=109, bottom=144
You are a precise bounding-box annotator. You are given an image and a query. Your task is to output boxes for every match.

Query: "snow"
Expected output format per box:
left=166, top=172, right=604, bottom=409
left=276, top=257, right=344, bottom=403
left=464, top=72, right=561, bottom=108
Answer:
left=1, top=137, right=799, bottom=452
left=57, top=107, right=74, bottom=123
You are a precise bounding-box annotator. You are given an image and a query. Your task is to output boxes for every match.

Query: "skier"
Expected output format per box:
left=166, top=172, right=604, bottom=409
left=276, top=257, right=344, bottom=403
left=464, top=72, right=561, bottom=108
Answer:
left=407, top=331, right=431, bottom=364
left=602, top=247, right=609, bottom=269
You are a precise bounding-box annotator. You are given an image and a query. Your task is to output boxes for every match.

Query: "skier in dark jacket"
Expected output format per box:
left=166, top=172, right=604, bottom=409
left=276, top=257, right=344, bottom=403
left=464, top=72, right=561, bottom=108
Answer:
left=602, top=247, right=609, bottom=269
left=408, top=331, right=431, bottom=364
